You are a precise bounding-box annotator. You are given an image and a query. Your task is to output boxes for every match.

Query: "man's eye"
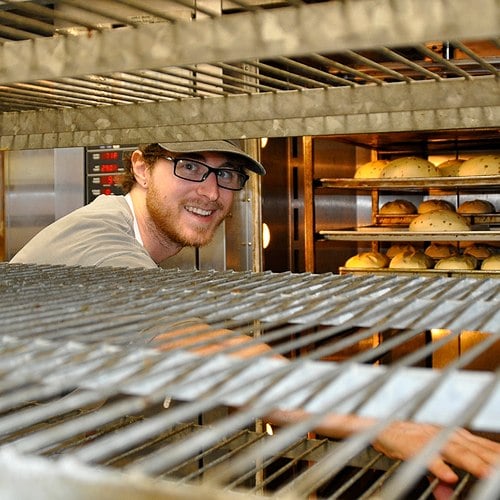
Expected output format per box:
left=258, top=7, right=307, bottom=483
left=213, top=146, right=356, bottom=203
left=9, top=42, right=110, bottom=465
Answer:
left=218, top=169, right=237, bottom=180
left=182, top=161, right=199, bottom=171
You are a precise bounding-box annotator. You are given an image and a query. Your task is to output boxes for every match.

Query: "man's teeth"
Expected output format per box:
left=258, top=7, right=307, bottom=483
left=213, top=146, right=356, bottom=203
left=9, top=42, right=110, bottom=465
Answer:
left=186, top=206, right=212, bottom=216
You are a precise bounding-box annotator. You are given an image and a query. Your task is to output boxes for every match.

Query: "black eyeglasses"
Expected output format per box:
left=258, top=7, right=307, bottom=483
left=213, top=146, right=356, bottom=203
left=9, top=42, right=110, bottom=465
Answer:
left=162, top=156, right=249, bottom=191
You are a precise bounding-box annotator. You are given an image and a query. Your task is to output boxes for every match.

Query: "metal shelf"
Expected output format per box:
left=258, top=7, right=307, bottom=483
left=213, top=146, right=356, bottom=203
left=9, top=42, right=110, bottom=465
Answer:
left=318, top=229, right=500, bottom=242
left=318, top=176, right=500, bottom=191
left=0, top=0, right=499, bottom=149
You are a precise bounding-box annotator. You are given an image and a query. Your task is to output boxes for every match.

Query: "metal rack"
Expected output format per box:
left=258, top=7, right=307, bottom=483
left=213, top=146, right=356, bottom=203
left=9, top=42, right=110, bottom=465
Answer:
left=1, top=0, right=499, bottom=149
left=0, top=262, right=499, bottom=499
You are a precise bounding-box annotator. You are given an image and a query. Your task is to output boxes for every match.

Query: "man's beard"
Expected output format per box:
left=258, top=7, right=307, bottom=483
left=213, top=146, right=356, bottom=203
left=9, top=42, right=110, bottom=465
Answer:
left=146, top=184, right=226, bottom=248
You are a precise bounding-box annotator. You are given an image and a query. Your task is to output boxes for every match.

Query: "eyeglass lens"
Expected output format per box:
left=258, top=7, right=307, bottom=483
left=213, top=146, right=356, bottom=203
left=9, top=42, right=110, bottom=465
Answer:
left=174, top=158, right=247, bottom=190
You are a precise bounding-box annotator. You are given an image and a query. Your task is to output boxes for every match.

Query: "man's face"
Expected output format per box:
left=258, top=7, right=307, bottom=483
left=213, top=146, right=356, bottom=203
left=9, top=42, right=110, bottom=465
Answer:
left=145, top=152, right=237, bottom=248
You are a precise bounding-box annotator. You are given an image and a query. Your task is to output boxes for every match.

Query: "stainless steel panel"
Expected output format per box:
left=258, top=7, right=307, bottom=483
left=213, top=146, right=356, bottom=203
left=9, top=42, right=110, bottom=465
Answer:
left=4, top=148, right=86, bottom=260
left=4, top=149, right=55, bottom=259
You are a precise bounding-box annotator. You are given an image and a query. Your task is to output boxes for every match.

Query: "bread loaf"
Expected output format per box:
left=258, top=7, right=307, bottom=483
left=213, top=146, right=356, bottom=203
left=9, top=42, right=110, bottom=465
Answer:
left=457, top=199, right=496, bottom=214
left=409, top=209, right=471, bottom=232
left=345, top=252, right=389, bottom=269
left=380, top=199, right=417, bottom=215
left=464, top=245, right=495, bottom=260
left=418, top=199, right=456, bottom=214
left=435, top=256, right=478, bottom=270
left=354, top=160, right=389, bottom=179
left=437, top=159, right=466, bottom=176
left=480, top=255, right=500, bottom=271
left=458, top=155, right=500, bottom=176
left=389, top=250, right=434, bottom=269
left=424, top=243, right=459, bottom=259
left=381, top=157, right=441, bottom=178
left=386, top=243, right=417, bottom=259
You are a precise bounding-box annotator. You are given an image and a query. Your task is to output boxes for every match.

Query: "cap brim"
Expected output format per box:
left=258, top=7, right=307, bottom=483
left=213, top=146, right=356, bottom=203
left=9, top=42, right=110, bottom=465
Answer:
left=158, top=140, right=266, bottom=175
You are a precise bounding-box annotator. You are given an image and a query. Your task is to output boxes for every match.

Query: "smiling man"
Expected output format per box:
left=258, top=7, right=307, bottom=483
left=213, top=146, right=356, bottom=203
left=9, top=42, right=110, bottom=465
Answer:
left=10, top=140, right=265, bottom=268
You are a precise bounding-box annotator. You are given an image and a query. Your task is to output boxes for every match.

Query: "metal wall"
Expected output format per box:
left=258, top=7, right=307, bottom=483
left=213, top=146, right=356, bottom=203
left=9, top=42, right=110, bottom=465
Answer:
left=3, top=148, right=84, bottom=260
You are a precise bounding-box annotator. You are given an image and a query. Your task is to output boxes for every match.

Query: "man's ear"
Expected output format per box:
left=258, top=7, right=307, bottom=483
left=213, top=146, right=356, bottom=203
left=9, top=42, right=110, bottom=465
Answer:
left=131, top=150, right=149, bottom=187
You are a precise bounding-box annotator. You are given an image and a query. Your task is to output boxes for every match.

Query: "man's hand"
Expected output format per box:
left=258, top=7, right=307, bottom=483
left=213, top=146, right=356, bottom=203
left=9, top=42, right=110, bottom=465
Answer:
left=151, top=322, right=500, bottom=486
left=373, top=421, right=500, bottom=484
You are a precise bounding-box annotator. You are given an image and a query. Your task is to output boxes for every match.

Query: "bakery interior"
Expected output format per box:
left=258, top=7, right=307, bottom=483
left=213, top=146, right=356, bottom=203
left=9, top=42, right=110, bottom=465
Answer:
left=0, top=1, right=499, bottom=499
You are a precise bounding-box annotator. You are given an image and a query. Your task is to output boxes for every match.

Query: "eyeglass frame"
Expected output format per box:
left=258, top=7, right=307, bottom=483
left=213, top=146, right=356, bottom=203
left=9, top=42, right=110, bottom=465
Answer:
left=161, top=156, right=250, bottom=191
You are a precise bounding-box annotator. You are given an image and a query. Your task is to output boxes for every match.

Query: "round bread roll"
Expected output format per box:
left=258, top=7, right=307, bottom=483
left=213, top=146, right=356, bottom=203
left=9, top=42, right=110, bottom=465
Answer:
left=481, top=255, right=500, bottom=271
left=386, top=243, right=417, bottom=259
left=354, top=160, right=389, bottom=179
left=457, top=199, right=496, bottom=214
left=458, top=155, right=500, bottom=176
left=464, top=245, right=495, bottom=260
left=435, top=256, right=478, bottom=270
left=437, top=158, right=466, bottom=176
left=409, top=209, right=471, bottom=232
left=380, top=199, right=417, bottom=215
left=418, top=199, right=456, bottom=214
left=345, top=252, right=389, bottom=269
left=424, top=243, right=459, bottom=259
left=381, top=157, right=441, bottom=178
left=389, top=250, right=434, bottom=269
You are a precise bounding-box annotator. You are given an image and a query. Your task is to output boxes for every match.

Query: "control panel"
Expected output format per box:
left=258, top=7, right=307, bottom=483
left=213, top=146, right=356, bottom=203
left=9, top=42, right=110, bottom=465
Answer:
left=85, top=145, right=135, bottom=203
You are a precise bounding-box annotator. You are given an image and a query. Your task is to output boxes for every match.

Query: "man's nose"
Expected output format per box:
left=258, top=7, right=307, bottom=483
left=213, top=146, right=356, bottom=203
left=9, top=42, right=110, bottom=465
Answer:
left=196, top=171, right=220, bottom=200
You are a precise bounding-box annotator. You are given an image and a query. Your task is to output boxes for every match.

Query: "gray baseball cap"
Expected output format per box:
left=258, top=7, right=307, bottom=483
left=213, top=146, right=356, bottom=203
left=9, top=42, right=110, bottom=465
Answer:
left=158, top=140, right=266, bottom=175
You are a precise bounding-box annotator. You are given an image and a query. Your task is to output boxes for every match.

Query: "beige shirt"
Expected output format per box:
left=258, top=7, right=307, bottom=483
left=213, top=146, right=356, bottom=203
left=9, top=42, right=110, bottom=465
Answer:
left=10, top=195, right=157, bottom=269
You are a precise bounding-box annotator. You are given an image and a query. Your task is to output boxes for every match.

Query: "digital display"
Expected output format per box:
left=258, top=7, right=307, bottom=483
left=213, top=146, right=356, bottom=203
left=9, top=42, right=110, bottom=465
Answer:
left=100, top=151, right=119, bottom=160
left=100, top=163, right=119, bottom=173
left=100, top=175, right=116, bottom=185
left=86, top=145, right=134, bottom=203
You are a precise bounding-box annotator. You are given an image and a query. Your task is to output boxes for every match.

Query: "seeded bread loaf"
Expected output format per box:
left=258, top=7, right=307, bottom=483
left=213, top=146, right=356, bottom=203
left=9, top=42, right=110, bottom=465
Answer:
left=437, top=159, right=466, bottom=176
left=409, top=210, right=471, bottom=232
left=458, top=155, right=500, bottom=176
left=354, top=160, right=389, bottom=179
left=381, top=157, right=441, bottom=178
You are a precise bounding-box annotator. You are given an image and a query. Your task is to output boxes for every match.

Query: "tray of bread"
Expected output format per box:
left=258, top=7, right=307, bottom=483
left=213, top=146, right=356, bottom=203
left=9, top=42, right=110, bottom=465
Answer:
left=338, top=245, right=500, bottom=278
left=318, top=155, right=500, bottom=190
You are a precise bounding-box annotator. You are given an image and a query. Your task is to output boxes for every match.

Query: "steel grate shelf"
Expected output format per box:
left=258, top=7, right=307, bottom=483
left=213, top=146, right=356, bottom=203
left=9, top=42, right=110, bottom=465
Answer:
left=0, top=262, right=498, bottom=499
left=1, top=0, right=499, bottom=148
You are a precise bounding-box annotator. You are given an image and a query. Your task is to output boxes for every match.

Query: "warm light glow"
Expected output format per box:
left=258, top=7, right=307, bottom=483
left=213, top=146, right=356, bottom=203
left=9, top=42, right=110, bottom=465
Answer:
left=266, top=423, right=274, bottom=435
left=430, top=328, right=452, bottom=339
left=262, top=223, right=271, bottom=249
left=260, top=137, right=268, bottom=148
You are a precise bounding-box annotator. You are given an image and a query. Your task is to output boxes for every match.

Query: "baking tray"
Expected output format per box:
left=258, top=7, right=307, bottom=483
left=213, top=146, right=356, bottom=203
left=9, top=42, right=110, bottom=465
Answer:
left=338, top=267, right=500, bottom=278
left=318, top=228, right=500, bottom=241
left=318, top=175, right=500, bottom=190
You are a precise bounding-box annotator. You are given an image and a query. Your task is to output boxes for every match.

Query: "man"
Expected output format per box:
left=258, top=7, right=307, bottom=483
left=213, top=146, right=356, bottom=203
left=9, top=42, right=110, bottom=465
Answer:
left=10, top=140, right=500, bottom=492
left=11, top=140, right=264, bottom=268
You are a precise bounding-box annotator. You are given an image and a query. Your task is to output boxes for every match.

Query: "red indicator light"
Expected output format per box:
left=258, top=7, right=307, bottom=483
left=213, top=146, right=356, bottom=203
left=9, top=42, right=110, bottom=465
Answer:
left=100, top=151, right=119, bottom=160
left=101, top=164, right=119, bottom=173
left=102, top=188, right=112, bottom=195
left=100, top=176, right=115, bottom=185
